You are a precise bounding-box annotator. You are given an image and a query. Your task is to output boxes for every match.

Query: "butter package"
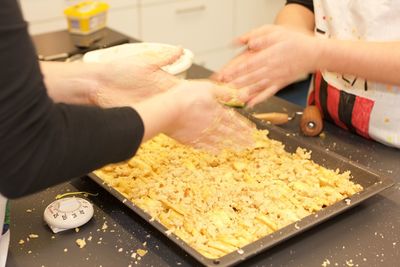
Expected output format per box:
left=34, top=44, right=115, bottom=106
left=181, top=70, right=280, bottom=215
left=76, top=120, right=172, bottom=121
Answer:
left=64, top=1, right=109, bottom=35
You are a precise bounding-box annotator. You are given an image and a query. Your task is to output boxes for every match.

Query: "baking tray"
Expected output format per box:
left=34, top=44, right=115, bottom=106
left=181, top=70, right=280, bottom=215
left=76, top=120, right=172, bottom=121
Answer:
left=88, top=116, right=394, bottom=267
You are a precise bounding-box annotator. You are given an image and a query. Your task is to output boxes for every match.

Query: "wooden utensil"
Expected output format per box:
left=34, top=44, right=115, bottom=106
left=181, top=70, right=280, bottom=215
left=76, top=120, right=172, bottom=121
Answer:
left=299, top=106, right=323, bottom=137
left=253, top=106, right=323, bottom=136
left=252, top=112, right=290, bottom=125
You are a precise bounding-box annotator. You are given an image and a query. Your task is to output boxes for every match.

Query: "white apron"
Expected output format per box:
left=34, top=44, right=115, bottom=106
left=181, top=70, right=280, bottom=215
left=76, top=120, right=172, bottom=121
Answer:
left=0, top=195, right=9, bottom=267
left=311, top=0, right=400, bottom=148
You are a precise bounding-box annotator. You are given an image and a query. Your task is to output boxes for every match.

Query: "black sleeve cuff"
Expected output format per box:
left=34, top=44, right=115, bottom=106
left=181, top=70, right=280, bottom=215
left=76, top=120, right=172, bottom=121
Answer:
left=286, top=0, right=314, bottom=13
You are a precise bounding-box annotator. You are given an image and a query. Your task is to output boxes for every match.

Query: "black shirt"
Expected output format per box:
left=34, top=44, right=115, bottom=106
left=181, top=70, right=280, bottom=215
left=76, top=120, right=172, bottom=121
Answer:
left=0, top=0, right=144, bottom=198
left=286, top=0, right=314, bottom=12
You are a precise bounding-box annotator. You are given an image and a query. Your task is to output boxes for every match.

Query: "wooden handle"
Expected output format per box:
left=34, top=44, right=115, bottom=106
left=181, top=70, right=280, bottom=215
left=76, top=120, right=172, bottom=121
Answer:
left=300, top=106, right=323, bottom=136
left=253, top=112, right=289, bottom=125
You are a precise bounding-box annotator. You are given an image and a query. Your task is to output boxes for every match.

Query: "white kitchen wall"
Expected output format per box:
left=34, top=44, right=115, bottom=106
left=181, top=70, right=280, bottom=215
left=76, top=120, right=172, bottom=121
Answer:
left=19, top=0, right=285, bottom=70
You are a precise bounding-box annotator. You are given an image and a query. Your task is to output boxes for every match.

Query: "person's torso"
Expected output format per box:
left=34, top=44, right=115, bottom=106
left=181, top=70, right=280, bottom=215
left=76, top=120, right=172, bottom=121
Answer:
left=311, top=0, right=400, bottom=147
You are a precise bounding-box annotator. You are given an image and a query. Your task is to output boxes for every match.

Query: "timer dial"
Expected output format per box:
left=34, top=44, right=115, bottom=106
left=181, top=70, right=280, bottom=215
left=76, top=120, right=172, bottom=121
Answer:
left=43, top=197, right=94, bottom=233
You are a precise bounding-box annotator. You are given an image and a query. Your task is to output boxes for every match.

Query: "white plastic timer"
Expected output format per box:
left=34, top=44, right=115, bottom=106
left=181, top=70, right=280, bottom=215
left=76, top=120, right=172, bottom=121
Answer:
left=44, top=197, right=94, bottom=233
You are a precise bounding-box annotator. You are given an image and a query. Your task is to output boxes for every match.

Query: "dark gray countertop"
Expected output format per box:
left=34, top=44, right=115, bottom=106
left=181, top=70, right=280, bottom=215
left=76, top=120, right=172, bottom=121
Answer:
left=7, top=31, right=400, bottom=267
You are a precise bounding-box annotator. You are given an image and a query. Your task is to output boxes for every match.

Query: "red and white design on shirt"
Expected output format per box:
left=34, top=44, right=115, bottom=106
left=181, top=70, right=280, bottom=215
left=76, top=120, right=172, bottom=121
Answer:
left=310, top=71, right=374, bottom=139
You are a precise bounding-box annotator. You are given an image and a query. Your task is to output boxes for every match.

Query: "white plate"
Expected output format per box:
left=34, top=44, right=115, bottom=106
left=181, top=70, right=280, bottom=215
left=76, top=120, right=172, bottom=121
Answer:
left=83, top=43, right=194, bottom=76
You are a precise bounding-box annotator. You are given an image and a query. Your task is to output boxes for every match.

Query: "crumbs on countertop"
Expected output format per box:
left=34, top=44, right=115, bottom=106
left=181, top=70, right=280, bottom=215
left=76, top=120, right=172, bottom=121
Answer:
left=76, top=238, right=86, bottom=248
left=345, top=259, right=354, bottom=267
left=101, top=221, right=108, bottom=231
left=136, top=249, right=148, bottom=257
left=321, top=259, right=330, bottom=267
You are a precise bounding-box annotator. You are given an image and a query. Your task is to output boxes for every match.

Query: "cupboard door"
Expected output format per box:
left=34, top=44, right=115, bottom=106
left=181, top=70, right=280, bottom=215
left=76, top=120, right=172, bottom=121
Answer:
left=19, top=0, right=65, bottom=22
left=194, top=47, right=237, bottom=72
left=141, top=0, right=234, bottom=54
left=103, top=0, right=138, bottom=9
left=27, top=19, right=67, bottom=35
left=108, top=7, right=140, bottom=38
left=235, top=0, right=285, bottom=36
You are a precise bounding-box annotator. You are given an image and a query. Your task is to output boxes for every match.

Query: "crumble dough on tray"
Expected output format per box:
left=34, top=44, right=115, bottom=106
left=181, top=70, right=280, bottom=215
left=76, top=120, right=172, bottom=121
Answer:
left=94, top=130, right=362, bottom=259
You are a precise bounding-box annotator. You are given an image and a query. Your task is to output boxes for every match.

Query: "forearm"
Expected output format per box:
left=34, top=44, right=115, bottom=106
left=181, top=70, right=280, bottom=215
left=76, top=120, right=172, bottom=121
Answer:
left=316, top=39, right=400, bottom=86
left=132, top=86, right=181, bottom=142
left=40, top=61, right=103, bottom=105
left=275, top=4, right=315, bottom=33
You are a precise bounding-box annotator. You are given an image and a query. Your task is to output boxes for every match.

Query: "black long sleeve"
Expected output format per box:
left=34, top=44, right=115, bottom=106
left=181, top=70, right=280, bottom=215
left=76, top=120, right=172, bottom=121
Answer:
left=286, top=0, right=314, bottom=13
left=0, top=0, right=144, bottom=198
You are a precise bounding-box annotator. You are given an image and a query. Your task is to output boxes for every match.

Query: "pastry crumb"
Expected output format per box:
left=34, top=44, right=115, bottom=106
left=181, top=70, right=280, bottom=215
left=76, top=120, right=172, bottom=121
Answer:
left=76, top=238, right=86, bottom=248
left=136, top=249, right=148, bottom=257
left=322, top=259, right=330, bottom=267
left=165, top=229, right=173, bottom=236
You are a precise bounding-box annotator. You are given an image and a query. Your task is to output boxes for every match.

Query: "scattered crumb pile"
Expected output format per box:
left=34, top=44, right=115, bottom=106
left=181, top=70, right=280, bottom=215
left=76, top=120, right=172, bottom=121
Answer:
left=95, top=131, right=363, bottom=259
